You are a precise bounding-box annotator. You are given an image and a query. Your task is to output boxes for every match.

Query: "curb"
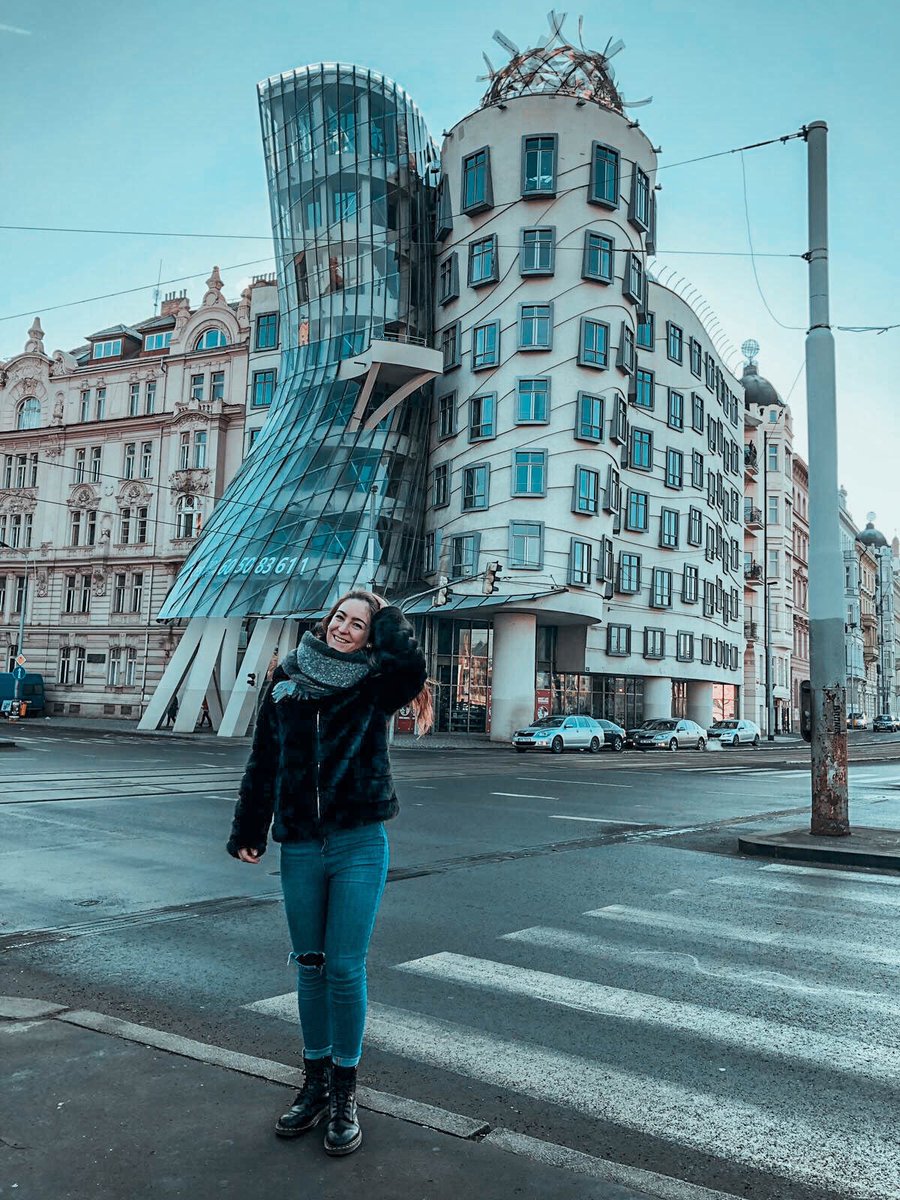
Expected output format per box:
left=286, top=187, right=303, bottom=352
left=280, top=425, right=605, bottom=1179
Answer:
left=0, top=995, right=736, bottom=1200
left=738, top=829, right=900, bottom=872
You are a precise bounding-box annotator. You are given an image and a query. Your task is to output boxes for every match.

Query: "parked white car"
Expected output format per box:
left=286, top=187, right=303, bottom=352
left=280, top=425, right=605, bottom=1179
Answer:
left=707, top=718, right=761, bottom=747
left=512, top=715, right=607, bottom=754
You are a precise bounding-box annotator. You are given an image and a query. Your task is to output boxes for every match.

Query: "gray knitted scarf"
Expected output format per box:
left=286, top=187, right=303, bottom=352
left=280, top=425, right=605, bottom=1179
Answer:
left=271, top=631, right=371, bottom=704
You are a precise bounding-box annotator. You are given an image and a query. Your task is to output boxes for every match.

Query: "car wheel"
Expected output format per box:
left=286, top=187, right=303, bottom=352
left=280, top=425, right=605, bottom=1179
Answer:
left=752, top=734, right=760, bottom=747
left=731, top=736, right=740, bottom=747
left=611, top=735, right=624, bottom=752
left=551, top=736, right=564, bottom=755
left=668, top=738, right=678, bottom=752
left=589, top=736, right=601, bottom=753
left=697, top=738, right=706, bottom=752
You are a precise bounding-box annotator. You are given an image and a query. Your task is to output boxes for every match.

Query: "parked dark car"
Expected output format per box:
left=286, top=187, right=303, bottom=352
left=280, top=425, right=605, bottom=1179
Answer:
left=593, top=718, right=627, bottom=752
left=873, top=714, right=900, bottom=733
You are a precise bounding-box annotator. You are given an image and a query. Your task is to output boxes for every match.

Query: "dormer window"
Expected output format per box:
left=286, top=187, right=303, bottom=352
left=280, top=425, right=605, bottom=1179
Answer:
left=144, top=332, right=172, bottom=351
left=92, top=339, right=122, bottom=359
left=194, top=328, right=228, bottom=352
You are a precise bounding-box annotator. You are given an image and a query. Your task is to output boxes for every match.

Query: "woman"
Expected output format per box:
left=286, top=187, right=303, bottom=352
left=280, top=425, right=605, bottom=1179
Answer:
left=228, top=590, right=430, bottom=1157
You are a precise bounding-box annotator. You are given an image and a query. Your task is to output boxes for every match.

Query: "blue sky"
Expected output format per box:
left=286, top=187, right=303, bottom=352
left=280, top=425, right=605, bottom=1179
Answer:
left=2, top=0, right=898, bottom=534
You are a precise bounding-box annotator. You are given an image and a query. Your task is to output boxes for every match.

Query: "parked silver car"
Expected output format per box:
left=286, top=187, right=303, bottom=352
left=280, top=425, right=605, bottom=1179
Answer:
left=632, top=718, right=708, bottom=752
left=512, top=715, right=608, bottom=754
left=708, top=719, right=761, bottom=747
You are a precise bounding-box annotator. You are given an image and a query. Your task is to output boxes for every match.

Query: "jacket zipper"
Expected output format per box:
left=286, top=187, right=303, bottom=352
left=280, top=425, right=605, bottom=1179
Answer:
left=315, top=708, right=321, bottom=823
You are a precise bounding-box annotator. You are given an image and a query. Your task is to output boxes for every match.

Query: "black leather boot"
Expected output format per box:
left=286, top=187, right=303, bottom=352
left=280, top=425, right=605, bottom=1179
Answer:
left=323, top=1063, right=362, bottom=1156
left=274, top=1055, right=331, bottom=1137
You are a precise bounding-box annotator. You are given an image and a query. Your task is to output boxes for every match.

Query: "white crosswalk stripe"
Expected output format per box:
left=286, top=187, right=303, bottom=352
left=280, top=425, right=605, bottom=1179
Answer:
left=244, top=861, right=900, bottom=1197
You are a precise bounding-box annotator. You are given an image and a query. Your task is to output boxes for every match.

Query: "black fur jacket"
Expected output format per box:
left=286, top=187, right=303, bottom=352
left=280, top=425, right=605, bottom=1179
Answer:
left=226, top=606, right=426, bottom=857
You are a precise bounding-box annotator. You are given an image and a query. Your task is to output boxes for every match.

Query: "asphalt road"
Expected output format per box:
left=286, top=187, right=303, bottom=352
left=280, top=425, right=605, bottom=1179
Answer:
left=3, top=725, right=900, bottom=1200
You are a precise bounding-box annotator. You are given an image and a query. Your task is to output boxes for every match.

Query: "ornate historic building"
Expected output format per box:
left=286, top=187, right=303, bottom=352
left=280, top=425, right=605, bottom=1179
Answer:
left=0, top=273, right=279, bottom=717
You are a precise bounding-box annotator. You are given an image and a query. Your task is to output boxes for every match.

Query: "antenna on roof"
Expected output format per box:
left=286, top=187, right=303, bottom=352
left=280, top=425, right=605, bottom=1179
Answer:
left=153, top=260, right=163, bottom=316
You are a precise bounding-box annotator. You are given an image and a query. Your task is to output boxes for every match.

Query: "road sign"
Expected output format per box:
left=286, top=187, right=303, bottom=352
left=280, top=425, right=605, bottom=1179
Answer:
left=12, top=665, right=27, bottom=681
left=15, top=654, right=26, bottom=666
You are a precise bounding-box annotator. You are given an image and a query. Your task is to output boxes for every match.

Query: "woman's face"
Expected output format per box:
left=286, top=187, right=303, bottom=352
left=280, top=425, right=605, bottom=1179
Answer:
left=325, top=598, right=372, bottom=653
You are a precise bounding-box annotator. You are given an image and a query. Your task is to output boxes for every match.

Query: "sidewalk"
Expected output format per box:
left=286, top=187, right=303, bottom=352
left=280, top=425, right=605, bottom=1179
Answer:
left=0, top=996, right=725, bottom=1200
left=738, top=825, right=900, bottom=872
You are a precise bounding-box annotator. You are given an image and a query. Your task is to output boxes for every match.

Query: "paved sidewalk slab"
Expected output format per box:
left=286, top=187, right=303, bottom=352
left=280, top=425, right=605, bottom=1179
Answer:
left=738, top=825, right=900, bottom=872
left=0, top=1007, right=702, bottom=1200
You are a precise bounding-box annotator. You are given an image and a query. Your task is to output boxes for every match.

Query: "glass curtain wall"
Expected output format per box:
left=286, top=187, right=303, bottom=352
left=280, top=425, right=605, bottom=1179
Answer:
left=159, top=65, right=438, bottom=618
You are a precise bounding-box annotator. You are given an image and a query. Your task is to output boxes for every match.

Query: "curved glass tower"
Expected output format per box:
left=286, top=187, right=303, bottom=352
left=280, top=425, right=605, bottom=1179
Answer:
left=158, top=65, right=438, bottom=618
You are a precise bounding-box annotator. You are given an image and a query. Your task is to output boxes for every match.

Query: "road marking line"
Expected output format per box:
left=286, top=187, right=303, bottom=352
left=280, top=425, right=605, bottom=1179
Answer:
left=585, top=905, right=900, bottom=967
left=516, top=776, right=634, bottom=788
left=709, top=874, right=900, bottom=907
left=549, top=815, right=653, bottom=825
left=501, top=927, right=900, bottom=1022
left=761, top=863, right=900, bottom=886
left=394, top=951, right=900, bottom=1086
left=490, top=792, right=557, bottom=799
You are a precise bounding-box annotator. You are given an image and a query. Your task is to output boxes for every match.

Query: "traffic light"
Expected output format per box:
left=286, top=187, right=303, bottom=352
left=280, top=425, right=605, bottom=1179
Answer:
left=247, top=671, right=257, bottom=687
left=434, top=575, right=452, bottom=606
left=799, top=679, right=812, bottom=743
left=483, top=560, right=502, bottom=595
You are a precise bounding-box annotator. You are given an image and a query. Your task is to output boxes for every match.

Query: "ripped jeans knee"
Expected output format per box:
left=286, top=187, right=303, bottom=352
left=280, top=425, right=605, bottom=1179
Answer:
left=288, top=950, right=325, bottom=971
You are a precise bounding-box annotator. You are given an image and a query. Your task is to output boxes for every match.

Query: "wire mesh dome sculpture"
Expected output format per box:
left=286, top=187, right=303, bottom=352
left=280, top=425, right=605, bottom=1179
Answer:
left=478, top=11, right=651, bottom=113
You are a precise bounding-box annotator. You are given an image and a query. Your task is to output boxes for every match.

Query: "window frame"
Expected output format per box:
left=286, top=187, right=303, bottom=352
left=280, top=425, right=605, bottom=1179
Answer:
left=607, top=623, right=631, bottom=657
left=468, top=234, right=499, bottom=287
left=438, top=253, right=460, bottom=305
left=521, top=134, right=558, bottom=197
left=629, top=427, right=653, bottom=471
left=462, top=462, right=490, bottom=512
left=514, top=378, right=550, bottom=424
left=582, top=231, right=614, bottom=283
left=643, top=628, right=666, bottom=661
left=575, top=392, right=604, bottom=442
left=468, top=392, right=497, bottom=442
left=255, top=312, right=279, bottom=351
left=509, top=520, right=544, bottom=570
left=589, top=141, right=620, bottom=208
left=578, top=317, right=610, bottom=369
left=666, top=322, right=684, bottom=363
left=461, top=146, right=493, bottom=215
left=518, top=303, right=553, bottom=351
left=511, top=449, right=547, bottom=497
left=573, top=465, right=601, bottom=516
left=520, top=226, right=556, bottom=275
left=625, top=488, right=649, bottom=532
left=471, top=320, right=500, bottom=371
left=569, top=538, right=593, bottom=587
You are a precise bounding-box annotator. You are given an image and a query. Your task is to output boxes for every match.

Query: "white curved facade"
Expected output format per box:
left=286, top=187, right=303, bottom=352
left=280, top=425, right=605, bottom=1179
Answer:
left=424, top=93, right=744, bottom=738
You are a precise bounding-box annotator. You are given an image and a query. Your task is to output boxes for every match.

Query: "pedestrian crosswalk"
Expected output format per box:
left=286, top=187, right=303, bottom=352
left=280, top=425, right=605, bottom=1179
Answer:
left=245, top=858, right=900, bottom=1198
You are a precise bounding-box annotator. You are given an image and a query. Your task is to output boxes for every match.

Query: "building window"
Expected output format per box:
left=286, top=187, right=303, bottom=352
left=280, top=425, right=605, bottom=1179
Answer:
left=582, top=232, right=613, bottom=283
left=128, top=383, right=140, bottom=418
left=252, top=369, right=276, bottom=407
left=522, top=135, right=557, bottom=195
left=634, top=367, right=654, bottom=409
left=651, top=568, right=673, bottom=608
left=194, top=328, right=228, bottom=351
left=691, top=393, right=705, bottom=433
left=189, top=375, right=204, bottom=404
left=432, top=462, right=449, bottom=508
left=644, top=628, right=665, bottom=660
left=590, top=142, right=620, bottom=207
left=437, top=392, right=457, bottom=440
left=629, top=165, right=651, bottom=230
left=461, top=147, right=493, bottom=213
left=73, top=448, right=86, bottom=484
left=512, top=450, right=546, bottom=496
left=637, top=312, right=655, bottom=350
left=576, top=392, right=604, bottom=442
left=691, top=450, right=704, bottom=490
left=519, top=304, right=552, bottom=350
left=16, top=396, right=41, bottom=430
left=107, top=649, right=123, bottom=687
left=682, top=564, right=699, bottom=602
left=140, top=441, right=153, bottom=479
left=92, top=339, right=123, bottom=359
left=668, top=390, right=684, bottom=430
left=515, top=378, right=549, bottom=423
left=95, top=388, right=106, bottom=420
left=607, top=624, right=630, bottom=656
left=579, top=318, right=609, bottom=368
left=471, top=321, right=500, bottom=371
left=623, top=252, right=645, bottom=304
left=660, top=508, right=679, bottom=548
left=629, top=427, right=652, bottom=471
left=612, top=396, right=628, bottom=444
left=179, top=431, right=190, bottom=470
left=469, top=393, right=496, bottom=441
left=521, top=227, right=555, bottom=274
left=423, top=531, right=437, bottom=575
left=145, top=380, right=156, bottom=415
left=435, top=181, right=453, bottom=242
left=569, top=539, right=593, bottom=587
left=689, top=338, right=702, bottom=378
left=767, top=442, right=778, bottom=471
left=438, top=254, right=459, bottom=304
left=673, top=632, right=693, bottom=662
left=255, top=313, right=279, bottom=350
left=441, top=322, right=461, bottom=370
left=79, top=574, right=92, bottom=613
left=193, top=430, right=207, bottom=469
left=131, top=572, right=144, bottom=614
left=144, top=331, right=172, bottom=352
left=573, top=466, right=600, bottom=515
left=667, top=323, right=684, bottom=363
left=211, top=370, right=225, bottom=403
left=625, top=489, right=648, bottom=532
left=768, top=495, right=779, bottom=525
left=701, top=635, right=713, bottom=665
left=450, top=533, right=479, bottom=577
left=136, top=507, right=148, bottom=543
left=468, top=235, right=498, bottom=286
left=462, top=464, right=489, bottom=511
left=90, top=447, right=102, bottom=483
left=509, top=521, right=543, bottom=569
left=122, top=443, right=135, bottom=480
left=79, top=390, right=90, bottom=422
left=113, top=572, right=127, bottom=614
left=617, top=323, right=636, bottom=375
left=58, top=646, right=71, bottom=685
left=617, top=552, right=641, bottom=594
left=176, top=496, right=199, bottom=539
left=768, top=548, right=780, bottom=578
left=665, top=448, right=683, bottom=489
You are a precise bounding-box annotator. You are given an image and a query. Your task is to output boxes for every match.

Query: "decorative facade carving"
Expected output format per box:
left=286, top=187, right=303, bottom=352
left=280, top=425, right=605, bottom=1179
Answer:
left=67, top=485, right=100, bottom=510
left=202, top=266, right=227, bottom=307
left=24, top=318, right=45, bottom=355
left=168, top=469, right=211, bottom=496
left=0, top=488, right=37, bottom=513
left=92, top=569, right=108, bottom=597
left=36, top=570, right=49, bottom=598
left=116, top=481, right=153, bottom=506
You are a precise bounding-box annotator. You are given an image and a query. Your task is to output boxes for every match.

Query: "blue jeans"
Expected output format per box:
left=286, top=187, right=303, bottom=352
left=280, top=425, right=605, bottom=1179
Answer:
left=280, top=823, right=389, bottom=1068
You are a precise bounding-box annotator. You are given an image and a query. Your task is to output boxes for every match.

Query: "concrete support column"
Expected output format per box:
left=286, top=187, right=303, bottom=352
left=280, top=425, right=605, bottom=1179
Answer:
left=490, top=612, right=537, bottom=743
left=643, top=676, right=672, bottom=719
left=686, top=680, right=714, bottom=729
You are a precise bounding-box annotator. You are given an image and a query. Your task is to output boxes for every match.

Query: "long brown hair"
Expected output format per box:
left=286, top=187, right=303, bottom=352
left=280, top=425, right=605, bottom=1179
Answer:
left=315, top=589, right=433, bottom=736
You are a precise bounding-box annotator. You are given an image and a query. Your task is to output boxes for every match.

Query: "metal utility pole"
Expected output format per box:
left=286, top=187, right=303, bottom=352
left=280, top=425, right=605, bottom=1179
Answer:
left=804, top=121, right=849, bottom=836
